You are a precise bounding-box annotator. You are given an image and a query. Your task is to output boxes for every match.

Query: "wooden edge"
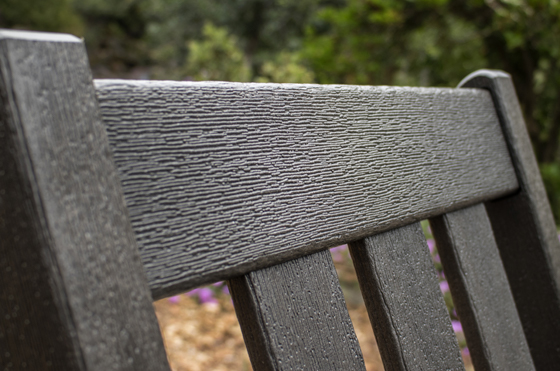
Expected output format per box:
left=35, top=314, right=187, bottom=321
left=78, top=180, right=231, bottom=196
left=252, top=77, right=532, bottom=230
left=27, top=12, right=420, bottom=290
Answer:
left=150, top=186, right=519, bottom=301
left=430, top=204, right=535, bottom=371
left=229, top=249, right=365, bottom=371
left=0, top=28, right=80, bottom=42
left=459, top=69, right=560, bottom=370
left=227, top=277, right=276, bottom=371
left=0, top=31, right=169, bottom=370
left=349, top=223, right=465, bottom=371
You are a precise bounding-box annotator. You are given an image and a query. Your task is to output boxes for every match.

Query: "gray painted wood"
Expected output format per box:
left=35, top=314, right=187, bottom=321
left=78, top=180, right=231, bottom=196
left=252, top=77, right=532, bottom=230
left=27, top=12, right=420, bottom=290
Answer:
left=0, top=30, right=169, bottom=371
left=460, top=70, right=560, bottom=370
left=228, top=249, right=365, bottom=371
left=430, top=204, right=535, bottom=371
left=94, top=79, right=519, bottom=299
left=348, top=222, right=464, bottom=371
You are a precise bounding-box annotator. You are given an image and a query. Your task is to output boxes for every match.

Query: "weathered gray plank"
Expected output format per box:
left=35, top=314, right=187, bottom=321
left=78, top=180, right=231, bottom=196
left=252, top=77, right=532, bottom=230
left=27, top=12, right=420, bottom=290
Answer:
left=94, top=79, right=519, bottom=299
left=0, top=30, right=169, bottom=371
left=430, top=204, right=535, bottom=371
left=228, top=249, right=365, bottom=371
left=348, top=222, right=464, bottom=371
left=460, top=70, right=560, bottom=370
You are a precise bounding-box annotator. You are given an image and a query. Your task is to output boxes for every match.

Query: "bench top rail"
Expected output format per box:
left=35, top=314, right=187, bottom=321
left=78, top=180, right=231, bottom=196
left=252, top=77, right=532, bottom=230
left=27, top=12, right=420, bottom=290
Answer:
left=95, top=79, right=518, bottom=299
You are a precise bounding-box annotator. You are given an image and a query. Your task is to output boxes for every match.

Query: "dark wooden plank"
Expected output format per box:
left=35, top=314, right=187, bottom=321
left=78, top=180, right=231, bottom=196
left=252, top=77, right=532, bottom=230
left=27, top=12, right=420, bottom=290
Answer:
left=0, top=30, right=169, bottom=371
left=95, top=79, right=519, bottom=299
left=460, top=70, right=560, bottom=370
left=228, top=249, right=365, bottom=371
left=430, top=204, right=535, bottom=371
left=349, top=222, right=464, bottom=371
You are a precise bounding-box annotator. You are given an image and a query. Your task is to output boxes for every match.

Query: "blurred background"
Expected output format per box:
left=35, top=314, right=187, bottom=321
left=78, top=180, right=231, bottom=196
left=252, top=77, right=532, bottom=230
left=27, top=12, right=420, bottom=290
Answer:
left=2, top=1, right=558, bottom=370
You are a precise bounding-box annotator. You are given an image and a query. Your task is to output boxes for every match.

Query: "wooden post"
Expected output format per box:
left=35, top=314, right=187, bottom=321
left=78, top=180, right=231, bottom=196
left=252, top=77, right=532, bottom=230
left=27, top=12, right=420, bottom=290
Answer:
left=349, top=223, right=465, bottom=371
left=229, top=249, right=366, bottom=370
left=460, top=70, right=560, bottom=370
left=0, top=30, right=169, bottom=371
left=431, top=204, right=535, bottom=371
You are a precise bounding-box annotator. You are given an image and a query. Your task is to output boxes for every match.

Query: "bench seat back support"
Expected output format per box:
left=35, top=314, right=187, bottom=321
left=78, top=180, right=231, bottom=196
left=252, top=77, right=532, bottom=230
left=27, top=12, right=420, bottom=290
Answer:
left=1, top=29, right=559, bottom=371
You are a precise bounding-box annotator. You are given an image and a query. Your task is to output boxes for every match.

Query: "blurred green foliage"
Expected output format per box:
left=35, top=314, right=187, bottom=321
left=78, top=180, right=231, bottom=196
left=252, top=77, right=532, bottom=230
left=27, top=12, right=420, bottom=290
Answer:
left=180, top=23, right=252, bottom=82
left=0, top=0, right=82, bottom=34
left=2, top=0, right=560, bottom=224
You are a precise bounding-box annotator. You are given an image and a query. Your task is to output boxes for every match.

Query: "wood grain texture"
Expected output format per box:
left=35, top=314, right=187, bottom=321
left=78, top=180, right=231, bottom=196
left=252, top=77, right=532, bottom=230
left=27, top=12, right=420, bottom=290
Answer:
left=430, top=204, right=535, bottom=371
left=0, top=31, right=169, bottom=371
left=94, top=79, right=519, bottom=299
left=228, top=249, right=365, bottom=371
left=348, top=222, right=464, bottom=371
left=460, top=70, right=560, bottom=370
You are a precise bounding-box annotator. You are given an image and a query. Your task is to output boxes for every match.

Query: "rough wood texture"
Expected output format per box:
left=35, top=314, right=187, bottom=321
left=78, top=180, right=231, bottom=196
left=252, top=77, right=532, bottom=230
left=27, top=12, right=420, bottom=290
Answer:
left=94, top=79, right=519, bottom=299
left=348, top=223, right=464, bottom=371
left=430, top=204, right=535, bottom=371
left=0, top=30, right=169, bottom=371
left=460, top=70, right=560, bottom=370
left=228, top=249, right=365, bottom=371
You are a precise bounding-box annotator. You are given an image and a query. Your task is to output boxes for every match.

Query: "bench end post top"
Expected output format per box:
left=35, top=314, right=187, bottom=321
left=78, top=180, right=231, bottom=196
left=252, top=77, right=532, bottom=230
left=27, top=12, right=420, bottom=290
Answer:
left=458, top=69, right=511, bottom=88
left=0, top=28, right=81, bottom=43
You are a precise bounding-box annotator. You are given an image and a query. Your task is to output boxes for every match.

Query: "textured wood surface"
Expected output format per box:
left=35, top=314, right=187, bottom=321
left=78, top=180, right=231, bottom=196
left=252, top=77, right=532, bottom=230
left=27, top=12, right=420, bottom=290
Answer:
left=430, top=204, right=535, bottom=371
left=349, top=223, right=464, bottom=371
left=229, top=249, right=365, bottom=371
left=94, top=79, right=519, bottom=299
left=0, top=31, right=169, bottom=370
left=460, top=70, right=560, bottom=370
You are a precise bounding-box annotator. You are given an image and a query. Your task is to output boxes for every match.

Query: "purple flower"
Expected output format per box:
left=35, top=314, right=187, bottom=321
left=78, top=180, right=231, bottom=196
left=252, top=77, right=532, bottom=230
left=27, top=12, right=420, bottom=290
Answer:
left=330, top=244, right=347, bottom=252
left=433, top=253, right=441, bottom=263
left=462, top=347, right=470, bottom=356
left=330, top=244, right=347, bottom=263
left=427, top=239, right=435, bottom=254
left=168, top=295, right=180, bottom=304
left=452, top=320, right=463, bottom=333
left=185, top=287, right=219, bottom=304
left=222, top=285, right=230, bottom=295
left=198, top=287, right=218, bottom=304
left=439, top=280, right=449, bottom=293
left=186, top=288, right=201, bottom=297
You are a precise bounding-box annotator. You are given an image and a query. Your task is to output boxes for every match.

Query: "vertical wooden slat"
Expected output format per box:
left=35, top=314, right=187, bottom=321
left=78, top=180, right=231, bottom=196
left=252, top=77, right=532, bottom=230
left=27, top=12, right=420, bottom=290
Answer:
left=0, top=30, right=169, bottom=370
left=228, top=249, right=365, bottom=371
left=349, top=222, right=465, bottom=371
left=430, top=204, right=535, bottom=371
left=460, top=70, right=560, bottom=370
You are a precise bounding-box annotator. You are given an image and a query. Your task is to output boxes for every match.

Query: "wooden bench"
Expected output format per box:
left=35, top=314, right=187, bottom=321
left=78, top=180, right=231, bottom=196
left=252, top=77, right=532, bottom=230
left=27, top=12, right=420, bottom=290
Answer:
left=1, top=29, right=559, bottom=371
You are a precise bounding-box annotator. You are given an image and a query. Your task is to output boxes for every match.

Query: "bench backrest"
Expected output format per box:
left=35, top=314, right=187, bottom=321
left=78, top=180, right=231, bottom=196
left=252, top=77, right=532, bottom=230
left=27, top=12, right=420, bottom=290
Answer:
left=1, top=29, right=559, bottom=371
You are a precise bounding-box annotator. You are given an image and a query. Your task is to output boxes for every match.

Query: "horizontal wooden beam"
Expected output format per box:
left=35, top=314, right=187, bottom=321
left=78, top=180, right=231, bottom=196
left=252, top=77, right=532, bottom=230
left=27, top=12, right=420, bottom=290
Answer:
left=95, top=80, right=519, bottom=299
